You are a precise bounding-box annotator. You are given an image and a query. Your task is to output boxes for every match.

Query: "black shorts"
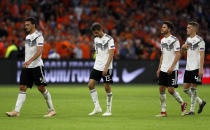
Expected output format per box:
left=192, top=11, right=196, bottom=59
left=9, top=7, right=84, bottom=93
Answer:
left=158, top=71, right=178, bottom=88
left=184, top=69, right=202, bottom=85
left=89, top=69, right=113, bottom=83
left=20, top=66, right=47, bottom=88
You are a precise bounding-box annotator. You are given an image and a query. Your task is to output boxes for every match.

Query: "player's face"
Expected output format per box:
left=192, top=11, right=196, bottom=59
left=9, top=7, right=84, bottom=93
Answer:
left=187, top=24, right=194, bottom=36
left=161, top=24, right=169, bottom=35
left=24, top=21, right=33, bottom=34
left=92, top=30, right=102, bottom=38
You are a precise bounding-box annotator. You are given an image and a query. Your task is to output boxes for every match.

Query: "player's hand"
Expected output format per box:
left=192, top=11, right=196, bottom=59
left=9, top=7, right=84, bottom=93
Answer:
left=102, top=68, right=108, bottom=77
left=167, top=67, right=173, bottom=75
left=22, top=60, right=32, bottom=68
left=156, top=69, right=160, bottom=78
left=181, top=44, right=190, bottom=50
left=198, top=69, right=203, bottom=78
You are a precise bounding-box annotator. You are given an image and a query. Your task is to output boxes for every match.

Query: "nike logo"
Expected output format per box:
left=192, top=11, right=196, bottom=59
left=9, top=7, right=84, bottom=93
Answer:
left=122, top=68, right=145, bottom=83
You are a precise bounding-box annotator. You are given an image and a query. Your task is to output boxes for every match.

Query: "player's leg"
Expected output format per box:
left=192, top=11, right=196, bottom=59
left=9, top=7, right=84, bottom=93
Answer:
left=88, top=79, right=102, bottom=115
left=168, top=87, right=187, bottom=115
left=168, top=71, right=187, bottom=115
left=184, top=69, right=206, bottom=115
left=156, top=71, right=167, bottom=117
left=33, top=66, right=56, bottom=117
left=156, top=85, right=167, bottom=117
left=6, top=85, right=27, bottom=117
left=185, top=83, right=197, bottom=115
left=102, top=83, right=112, bottom=116
left=102, top=69, right=113, bottom=116
left=183, top=70, right=203, bottom=106
left=183, top=83, right=204, bottom=110
left=6, top=68, right=32, bottom=117
left=37, top=86, right=56, bottom=117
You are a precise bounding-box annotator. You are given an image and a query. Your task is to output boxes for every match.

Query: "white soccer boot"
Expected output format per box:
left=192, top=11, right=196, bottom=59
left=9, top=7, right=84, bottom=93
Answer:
left=88, top=107, right=102, bottom=116
left=102, top=111, right=112, bottom=116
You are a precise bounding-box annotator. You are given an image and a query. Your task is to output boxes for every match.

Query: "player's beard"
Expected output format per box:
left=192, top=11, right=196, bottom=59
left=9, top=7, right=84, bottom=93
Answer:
left=24, top=28, right=30, bottom=34
left=161, top=30, right=168, bottom=35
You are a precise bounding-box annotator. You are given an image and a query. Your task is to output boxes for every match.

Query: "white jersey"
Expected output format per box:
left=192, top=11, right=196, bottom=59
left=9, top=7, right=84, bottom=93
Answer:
left=93, top=33, right=115, bottom=71
left=185, top=35, right=205, bottom=70
left=25, top=30, right=44, bottom=68
left=160, top=35, right=180, bottom=72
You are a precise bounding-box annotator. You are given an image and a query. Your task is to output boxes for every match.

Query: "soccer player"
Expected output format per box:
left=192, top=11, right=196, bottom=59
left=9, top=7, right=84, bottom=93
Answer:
left=156, top=21, right=187, bottom=117
left=88, top=23, right=115, bottom=116
left=6, top=17, right=56, bottom=117
left=181, top=21, right=206, bottom=115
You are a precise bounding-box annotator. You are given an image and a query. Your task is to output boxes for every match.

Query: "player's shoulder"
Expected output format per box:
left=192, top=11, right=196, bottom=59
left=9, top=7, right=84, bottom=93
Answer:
left=104, top=34, right=113, bottom=40
left=170, top=35, right=178, bottom=41
left=195, top=35, right=203, bottom=41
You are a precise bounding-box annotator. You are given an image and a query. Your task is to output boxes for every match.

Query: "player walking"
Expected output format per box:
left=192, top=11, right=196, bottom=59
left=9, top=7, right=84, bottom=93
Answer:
left=88, top=23, right=115, bottom=116
left=181, top=21, right=206, bottom=115
left=6, top=17, right=56, bottom=117
left=156, top=21, right=187, bottom=117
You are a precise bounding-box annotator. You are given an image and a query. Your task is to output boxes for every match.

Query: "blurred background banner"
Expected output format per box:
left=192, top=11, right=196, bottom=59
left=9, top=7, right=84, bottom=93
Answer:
left=0, top=60, right=209, bottom=85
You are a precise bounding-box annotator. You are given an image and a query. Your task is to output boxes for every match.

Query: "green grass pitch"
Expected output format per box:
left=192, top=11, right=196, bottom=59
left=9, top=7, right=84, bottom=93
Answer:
left=0, top=84, right=209, bottom=130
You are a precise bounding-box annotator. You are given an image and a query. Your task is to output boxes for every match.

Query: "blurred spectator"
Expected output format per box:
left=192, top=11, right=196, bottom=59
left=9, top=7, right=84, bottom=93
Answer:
left=73, top=43, right=82, bottom=59
left=5, top=40, right=18, bottom=59
left=48, top=47, right=60, bottom=60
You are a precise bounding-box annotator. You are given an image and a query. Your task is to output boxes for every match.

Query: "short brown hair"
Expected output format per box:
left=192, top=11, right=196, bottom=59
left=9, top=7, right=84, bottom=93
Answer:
left=188, top=21, right=199, bottom=30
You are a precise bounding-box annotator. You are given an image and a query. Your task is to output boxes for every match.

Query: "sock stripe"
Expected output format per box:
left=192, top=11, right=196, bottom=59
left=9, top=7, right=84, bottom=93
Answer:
left=19, top=92, right=26, bottom=94
left=90, top=89, right=96, bottom=93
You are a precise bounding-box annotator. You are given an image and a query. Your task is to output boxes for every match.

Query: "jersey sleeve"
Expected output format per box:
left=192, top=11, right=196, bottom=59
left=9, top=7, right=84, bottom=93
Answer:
left=173, top=40, right=180, bottom=51
left=108, top=38, right=115, bottom=50
left=36, top=35, right=44, bottom=46
left=199, top=40, right=205, bottom=51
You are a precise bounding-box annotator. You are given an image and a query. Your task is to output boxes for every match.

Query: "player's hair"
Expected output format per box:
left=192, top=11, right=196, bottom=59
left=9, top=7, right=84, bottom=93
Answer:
left=163, top=21, right=174, bottom=31
left=24, top=17, right=37, bottom=26
left=90, top=22, right=102, bottom=32
left=188, top=21, right=199, bottom=30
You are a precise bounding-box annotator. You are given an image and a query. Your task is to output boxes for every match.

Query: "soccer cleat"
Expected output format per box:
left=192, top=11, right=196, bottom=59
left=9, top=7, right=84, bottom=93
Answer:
left=198, top=101, right=206, bottom=114
left=181, top=102, right=187, bottom=116
left=156, top=112, right=167, bottom=117
left=88, top=107, right=102, bottom=116
left=184, top=111, right=195, bottom=116
left=102, top=111, right=112, bottom=116
left=6, top=111, right=20, bottom=117
left=44, top=110, right=56, bottom=117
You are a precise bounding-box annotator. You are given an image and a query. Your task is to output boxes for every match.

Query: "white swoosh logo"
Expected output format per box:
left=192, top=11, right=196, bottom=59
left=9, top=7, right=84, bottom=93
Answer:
left=122, top=68, right=145, bottom=83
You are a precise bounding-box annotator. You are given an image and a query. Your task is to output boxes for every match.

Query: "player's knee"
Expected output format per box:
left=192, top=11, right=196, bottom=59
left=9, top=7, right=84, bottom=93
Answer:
left=20, top=86, right=27, bottom=92
left=105, top=87, right=111, bottom=93
left=37, top=86, right=46, bottom=93
left=88, top=83, right=94, bottom=90
left=168, top=89, right=174, bottom=95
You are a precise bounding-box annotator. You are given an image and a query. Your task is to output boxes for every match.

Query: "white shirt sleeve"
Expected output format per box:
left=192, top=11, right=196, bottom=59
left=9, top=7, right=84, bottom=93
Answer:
left=199, top=40, right=205, bottom=51
left=36, top=36, right=44, bottom=46
left=173, top=40, right=180, bottom=51
left=108, top=38, right=115, bottom=50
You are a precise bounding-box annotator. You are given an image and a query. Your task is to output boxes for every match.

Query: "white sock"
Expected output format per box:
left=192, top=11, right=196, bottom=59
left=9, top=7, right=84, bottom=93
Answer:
left=42, top=90, right=54, bottom=111
left=15, top=91, right=26, bottom=112
left=183, top=88, right=202, bottom=104
left=190, top=88, right=197, bottom=112
left=90, top=89, right=100, bottom=108
left=160, top=93, right=166, bottom=112
left=106, top=92, right=112, bottom=112
left=172, top=91, right=184, bottom=104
